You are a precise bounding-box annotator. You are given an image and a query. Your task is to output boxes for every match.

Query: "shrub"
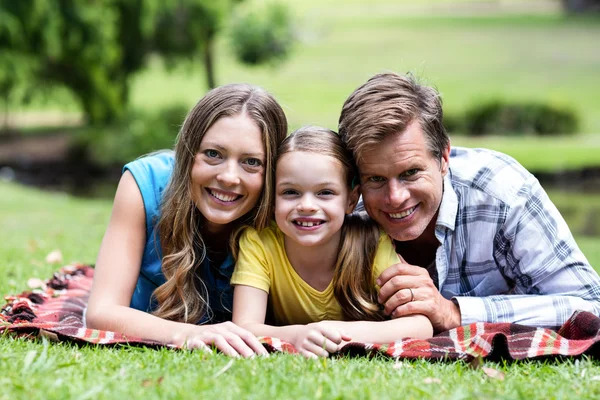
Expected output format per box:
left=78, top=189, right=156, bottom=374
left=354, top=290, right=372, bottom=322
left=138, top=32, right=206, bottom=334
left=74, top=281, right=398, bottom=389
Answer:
left=79, top=105, right=188, bottom=166
left=463, top=101, right=579, bottom=136
left=229, top=1, right=294, bottom=65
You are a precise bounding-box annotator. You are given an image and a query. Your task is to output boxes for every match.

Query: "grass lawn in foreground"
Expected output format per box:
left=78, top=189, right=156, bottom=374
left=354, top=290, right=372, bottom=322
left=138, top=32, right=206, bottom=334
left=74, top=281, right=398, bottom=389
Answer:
left=1, top=181, right=600, bottom=399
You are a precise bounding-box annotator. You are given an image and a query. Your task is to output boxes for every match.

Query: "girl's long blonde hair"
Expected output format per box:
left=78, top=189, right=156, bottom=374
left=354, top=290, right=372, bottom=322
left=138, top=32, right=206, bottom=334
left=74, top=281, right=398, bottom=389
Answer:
left=152, top=84, right=287, bottom=323
left=277, top=127, right=385, bottom=321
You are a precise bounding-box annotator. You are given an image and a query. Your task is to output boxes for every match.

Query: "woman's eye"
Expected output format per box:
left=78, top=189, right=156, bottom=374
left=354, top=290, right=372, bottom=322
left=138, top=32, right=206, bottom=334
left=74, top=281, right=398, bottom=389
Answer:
left=204, top=149, right=220, bottom=158
left=318, top=190, right=334, bottom=196
left=245, top=158, right=262, bottom=167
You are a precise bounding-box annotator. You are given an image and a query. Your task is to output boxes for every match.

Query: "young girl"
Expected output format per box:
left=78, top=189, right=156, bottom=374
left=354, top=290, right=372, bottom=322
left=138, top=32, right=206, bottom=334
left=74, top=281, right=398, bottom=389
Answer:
left=231, top=126, right=433, bottom=358
left=86, top=84, right=288, bottom=357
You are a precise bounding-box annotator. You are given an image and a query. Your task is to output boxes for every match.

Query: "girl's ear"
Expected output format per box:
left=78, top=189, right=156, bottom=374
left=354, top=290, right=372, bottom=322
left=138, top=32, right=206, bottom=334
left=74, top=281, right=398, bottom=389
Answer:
left=346, top=184, right=361, bottom=214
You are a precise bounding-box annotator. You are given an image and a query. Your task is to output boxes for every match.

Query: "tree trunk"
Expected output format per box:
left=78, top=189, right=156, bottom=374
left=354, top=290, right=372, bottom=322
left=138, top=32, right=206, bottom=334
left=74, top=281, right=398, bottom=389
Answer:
left=203, top=37, right=216, bottom=89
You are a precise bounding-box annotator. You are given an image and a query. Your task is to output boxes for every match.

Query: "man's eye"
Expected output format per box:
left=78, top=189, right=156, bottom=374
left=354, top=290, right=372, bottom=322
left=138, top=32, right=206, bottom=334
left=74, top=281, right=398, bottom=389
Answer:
left=369, top=176, right=385, bottom=183
left=245, top=158, right=262, bottom=167
left=403, top=169, right=419, bottom=177
left=204, top=149, right=220, bottom=158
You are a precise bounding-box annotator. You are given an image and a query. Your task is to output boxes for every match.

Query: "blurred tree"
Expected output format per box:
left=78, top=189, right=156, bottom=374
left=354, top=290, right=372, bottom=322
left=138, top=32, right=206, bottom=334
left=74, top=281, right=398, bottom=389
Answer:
left=0, top=0, right=294, bottom=125
left=229, top=1, right=294, bottom=66
left=561, top=0, right=600, bottom=12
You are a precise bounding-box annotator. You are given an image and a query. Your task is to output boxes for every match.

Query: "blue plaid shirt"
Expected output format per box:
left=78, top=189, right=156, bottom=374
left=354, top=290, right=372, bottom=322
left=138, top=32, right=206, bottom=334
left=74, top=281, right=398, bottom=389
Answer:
left=358, top=147, right=600, bottom=329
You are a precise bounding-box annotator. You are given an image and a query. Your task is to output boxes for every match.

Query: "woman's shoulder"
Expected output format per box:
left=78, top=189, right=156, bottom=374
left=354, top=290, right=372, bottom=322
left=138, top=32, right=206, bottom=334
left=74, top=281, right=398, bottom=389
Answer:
left=123, top=151, right=175, bottom=183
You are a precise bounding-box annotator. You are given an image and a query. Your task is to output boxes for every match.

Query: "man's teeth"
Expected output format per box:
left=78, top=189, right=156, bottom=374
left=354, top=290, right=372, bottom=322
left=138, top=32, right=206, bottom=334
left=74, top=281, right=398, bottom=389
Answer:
left=211, top=190, right=238, bottom=202
left=389, top=206, right=416, bottom=219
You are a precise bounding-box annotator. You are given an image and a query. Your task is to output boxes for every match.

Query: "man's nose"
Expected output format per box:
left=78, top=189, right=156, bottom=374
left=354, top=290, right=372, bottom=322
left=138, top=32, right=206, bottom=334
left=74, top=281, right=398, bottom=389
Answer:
left=386, top=179, right=409, bottom=207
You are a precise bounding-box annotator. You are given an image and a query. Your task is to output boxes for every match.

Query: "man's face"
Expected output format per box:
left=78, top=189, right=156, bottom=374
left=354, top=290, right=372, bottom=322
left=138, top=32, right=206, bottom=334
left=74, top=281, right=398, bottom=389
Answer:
left=357, top=120, right=450, bottom=243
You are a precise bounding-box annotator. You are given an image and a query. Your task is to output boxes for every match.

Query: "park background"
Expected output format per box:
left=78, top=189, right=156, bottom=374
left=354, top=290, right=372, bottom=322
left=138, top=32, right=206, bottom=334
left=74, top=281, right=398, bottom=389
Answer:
left=1, top=0, right=600, bottom=398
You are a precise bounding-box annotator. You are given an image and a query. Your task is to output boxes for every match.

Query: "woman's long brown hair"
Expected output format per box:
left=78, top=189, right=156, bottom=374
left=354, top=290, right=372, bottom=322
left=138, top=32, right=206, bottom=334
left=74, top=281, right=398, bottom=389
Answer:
left=152, top=84, right=287, bottom=323
left=277, top=127, right=385, bottom=321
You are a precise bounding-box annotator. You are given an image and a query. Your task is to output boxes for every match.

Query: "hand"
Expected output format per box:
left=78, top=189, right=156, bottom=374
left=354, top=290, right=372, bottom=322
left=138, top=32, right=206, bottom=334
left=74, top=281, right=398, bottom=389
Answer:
left=292, top=322, right=351, bottom=359
left=377, top=262, right=461, bottom=333
left=172, top=321, right=268, bottom=358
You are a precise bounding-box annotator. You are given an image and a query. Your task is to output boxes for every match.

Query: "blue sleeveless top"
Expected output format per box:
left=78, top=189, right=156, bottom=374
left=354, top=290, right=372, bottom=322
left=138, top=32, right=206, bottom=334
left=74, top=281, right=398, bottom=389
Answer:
left=124, top=151, right=235, bottom=324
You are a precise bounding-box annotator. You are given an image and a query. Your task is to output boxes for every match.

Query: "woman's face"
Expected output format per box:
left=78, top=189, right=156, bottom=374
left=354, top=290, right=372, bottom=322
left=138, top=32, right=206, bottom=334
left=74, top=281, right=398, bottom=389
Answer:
left=190, top=113, right=265, bottom=234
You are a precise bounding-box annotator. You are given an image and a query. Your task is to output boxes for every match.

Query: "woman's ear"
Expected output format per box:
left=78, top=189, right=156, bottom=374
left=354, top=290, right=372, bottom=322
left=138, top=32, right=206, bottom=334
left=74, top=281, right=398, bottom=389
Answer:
left=346, top=184, right=361, bottom=214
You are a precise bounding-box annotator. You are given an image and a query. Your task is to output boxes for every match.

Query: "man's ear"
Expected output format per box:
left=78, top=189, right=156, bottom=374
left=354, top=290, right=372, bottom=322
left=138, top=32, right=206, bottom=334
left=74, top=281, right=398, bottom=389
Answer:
left=346, top=184, right=361, bottom=214
left=440, top=142, right=451, bottom=176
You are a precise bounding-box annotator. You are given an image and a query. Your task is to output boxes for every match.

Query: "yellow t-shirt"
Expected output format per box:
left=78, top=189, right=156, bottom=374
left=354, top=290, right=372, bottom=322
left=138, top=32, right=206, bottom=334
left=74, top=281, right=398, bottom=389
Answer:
left=231, top=223, right=400, bottom=325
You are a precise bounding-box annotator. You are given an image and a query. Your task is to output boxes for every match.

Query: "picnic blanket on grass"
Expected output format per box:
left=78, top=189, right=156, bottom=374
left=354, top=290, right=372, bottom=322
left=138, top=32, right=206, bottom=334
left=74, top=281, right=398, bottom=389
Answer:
left=2, top=264, right=600, bottom=361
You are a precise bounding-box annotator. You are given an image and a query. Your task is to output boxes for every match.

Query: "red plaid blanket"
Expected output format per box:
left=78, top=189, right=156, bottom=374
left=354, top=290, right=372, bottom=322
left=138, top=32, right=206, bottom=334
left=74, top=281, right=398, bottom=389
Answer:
left=2, top=264, right=600, bottom=360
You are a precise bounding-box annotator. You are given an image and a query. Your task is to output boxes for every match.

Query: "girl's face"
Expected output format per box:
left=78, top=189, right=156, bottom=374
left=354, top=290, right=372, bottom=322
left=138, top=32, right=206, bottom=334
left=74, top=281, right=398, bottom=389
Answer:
left=275, top=151, right=359, bottom=250
left=191, top=113, right=265, bottom=234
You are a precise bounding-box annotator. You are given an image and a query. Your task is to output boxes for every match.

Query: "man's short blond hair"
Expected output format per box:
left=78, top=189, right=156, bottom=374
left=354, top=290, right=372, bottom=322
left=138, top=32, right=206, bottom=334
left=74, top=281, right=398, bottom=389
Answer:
left=338, top=72, right=450, bottom=162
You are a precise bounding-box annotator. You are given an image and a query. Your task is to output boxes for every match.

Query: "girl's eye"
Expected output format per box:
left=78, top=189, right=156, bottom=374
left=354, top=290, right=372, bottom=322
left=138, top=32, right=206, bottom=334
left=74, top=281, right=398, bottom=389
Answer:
left=318, top=190, right=335, bottom=196
left=204, top=149, right=220, bottom=158
left=281, top=189, right=298, bottom=196
left=245, top=158, right=263, bottom=167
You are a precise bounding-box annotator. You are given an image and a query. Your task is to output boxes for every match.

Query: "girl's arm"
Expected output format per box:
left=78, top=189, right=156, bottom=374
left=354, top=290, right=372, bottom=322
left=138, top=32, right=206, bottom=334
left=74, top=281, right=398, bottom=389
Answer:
left=311, top=316, right=433, bottom=343
left=86, top=172, right=266, bottom=357
left=233, top=285, right=352, bottom=358
left=233, top=284, right=433, bottom=357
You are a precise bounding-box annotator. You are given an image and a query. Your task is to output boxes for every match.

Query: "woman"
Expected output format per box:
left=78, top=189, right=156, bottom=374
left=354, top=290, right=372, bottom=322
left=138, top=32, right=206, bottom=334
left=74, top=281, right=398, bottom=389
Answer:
left=86, top=84, right=288, bottom=357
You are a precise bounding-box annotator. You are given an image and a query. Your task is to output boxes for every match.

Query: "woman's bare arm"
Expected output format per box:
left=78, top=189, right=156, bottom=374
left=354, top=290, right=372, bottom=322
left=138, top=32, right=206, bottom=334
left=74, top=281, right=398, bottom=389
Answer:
left=86, top=172, right=266, bottom=357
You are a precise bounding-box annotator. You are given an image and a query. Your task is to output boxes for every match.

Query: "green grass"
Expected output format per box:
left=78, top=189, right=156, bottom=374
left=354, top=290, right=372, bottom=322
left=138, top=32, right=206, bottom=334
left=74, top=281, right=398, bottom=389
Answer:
left=2, top=181, right=600, bottom=399
left=451, top=134, right=600, bottom=172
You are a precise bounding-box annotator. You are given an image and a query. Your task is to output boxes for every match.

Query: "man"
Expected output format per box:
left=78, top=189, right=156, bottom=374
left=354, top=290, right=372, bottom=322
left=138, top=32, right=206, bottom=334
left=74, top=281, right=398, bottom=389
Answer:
left=338, top=72, right=600, bottom=333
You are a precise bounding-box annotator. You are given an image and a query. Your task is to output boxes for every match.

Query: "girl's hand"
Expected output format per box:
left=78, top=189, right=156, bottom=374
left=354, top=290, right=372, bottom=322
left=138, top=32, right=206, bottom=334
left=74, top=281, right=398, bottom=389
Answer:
left=292, top=322, right=351, bottom=359
left=172, top=322, right=268, bottom=358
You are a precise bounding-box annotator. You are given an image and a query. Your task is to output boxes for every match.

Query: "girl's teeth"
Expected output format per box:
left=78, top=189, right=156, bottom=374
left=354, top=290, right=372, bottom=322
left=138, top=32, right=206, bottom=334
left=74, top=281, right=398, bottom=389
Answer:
left=389, top=206, right=416, bottom=219
left=297, top=221, right=320, bottom=227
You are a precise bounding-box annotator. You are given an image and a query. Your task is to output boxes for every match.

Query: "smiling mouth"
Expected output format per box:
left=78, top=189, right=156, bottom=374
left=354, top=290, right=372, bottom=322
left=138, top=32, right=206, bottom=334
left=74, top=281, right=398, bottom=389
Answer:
left=207, top=188, right=242, bottom=203
left=388, top=205, right=417, bottom=220
left=292, top=219, right=325, bottom=228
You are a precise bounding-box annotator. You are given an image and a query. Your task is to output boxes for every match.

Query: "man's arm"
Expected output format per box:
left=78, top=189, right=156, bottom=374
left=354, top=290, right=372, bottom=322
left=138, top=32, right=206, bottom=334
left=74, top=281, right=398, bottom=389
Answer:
left=454, top=176, right=600, bottom=328
left=379, top=176, right=600, bottom=331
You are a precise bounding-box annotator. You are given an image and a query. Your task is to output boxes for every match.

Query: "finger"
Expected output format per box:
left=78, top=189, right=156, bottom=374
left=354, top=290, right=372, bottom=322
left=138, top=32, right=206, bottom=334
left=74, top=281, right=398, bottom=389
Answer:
left=389, top=299, right=427, bottom=320
left=206, top=334, right=240, bottom=358
left=186, top=337, right=211, bottom=352
left=227, top=329, right=268, bottom=357
left=220, top=322, right=269, bottom=356
left=222, top=333, right=257, bottom=358
left=307, top=332, right=340, bottom=354
left=378, top=275, right=414, bottom=305
left=315, top=327, right=345, bottom=344
left=376, top=262, right=424, bottom=287
left=303, top=340, right=331, bottom=358
left=300, top=349, right=319, bottom=359
left=383, top=287, right=417, bottom=315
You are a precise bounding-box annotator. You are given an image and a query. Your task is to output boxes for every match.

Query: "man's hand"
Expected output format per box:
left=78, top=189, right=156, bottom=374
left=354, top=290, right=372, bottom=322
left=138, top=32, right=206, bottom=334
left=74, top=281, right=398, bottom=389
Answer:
left=377, top=262, right=461, bottom=333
